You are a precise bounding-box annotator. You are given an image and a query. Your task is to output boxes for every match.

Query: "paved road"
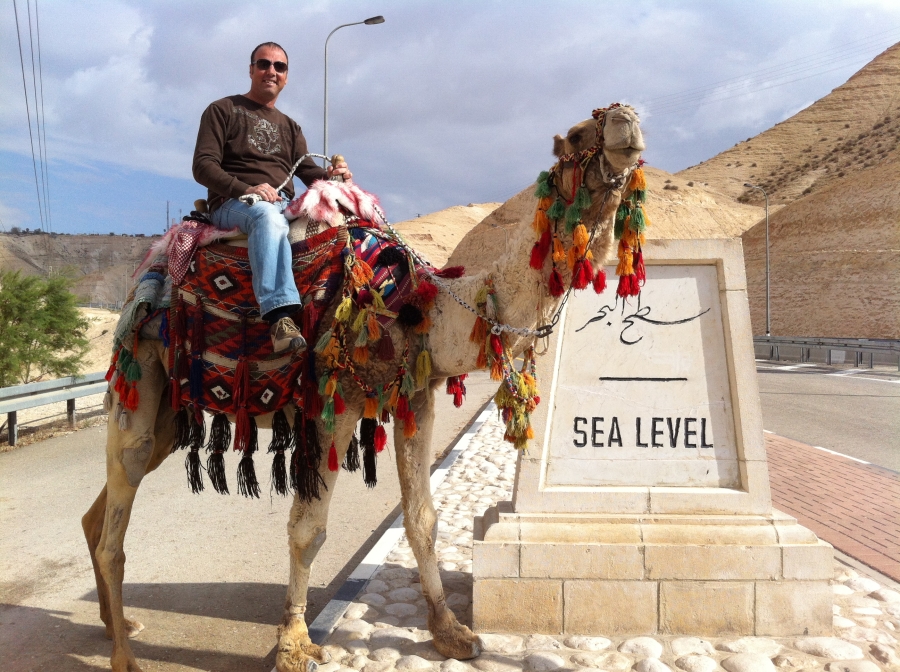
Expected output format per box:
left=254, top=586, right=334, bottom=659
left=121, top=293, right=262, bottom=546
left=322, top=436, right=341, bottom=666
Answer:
left=0, top=371, right=499, bottom=672
left=756, top=362, right=900, bottom=471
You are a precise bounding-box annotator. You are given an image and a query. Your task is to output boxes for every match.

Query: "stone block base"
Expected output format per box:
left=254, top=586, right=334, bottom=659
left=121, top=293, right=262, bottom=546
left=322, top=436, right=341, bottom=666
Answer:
left=472, top=504, right=833, bottom=637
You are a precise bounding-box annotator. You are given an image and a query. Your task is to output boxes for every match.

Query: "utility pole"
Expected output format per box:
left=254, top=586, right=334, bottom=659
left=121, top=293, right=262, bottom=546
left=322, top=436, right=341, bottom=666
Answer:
left=166, top=200, right=170, bottom=232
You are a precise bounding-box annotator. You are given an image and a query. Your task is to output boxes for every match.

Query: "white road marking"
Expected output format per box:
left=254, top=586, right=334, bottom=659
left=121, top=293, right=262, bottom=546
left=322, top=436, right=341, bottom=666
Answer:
left=812, top=445, right=870, bottom=465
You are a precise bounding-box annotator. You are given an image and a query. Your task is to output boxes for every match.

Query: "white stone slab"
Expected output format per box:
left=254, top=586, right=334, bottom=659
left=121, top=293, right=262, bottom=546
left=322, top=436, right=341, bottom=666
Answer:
left=545, top=263, right=738, bottom=488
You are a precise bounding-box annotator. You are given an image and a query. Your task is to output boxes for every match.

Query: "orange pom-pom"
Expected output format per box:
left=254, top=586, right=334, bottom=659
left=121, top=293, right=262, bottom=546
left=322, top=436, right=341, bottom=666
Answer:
left=552, top=236, right=565, bottom=262
left=364, top=395, right=379, bottom=419
left=403, top=412, right=417, bottom=438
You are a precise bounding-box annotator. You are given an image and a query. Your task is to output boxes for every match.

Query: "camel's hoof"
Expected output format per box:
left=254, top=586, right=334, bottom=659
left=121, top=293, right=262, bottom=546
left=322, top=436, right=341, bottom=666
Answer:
left=126, top=617, right=145, bottom=638
left=432, top=622, right=481, bottom=660
left=110, top=649, right=145, bottom=672
left=276, top=641, right=330, bottom=672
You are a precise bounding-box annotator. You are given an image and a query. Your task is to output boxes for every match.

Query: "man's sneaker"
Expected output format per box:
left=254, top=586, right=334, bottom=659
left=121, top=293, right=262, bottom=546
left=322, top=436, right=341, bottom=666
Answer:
left=270, top=317, right=307, bottom=354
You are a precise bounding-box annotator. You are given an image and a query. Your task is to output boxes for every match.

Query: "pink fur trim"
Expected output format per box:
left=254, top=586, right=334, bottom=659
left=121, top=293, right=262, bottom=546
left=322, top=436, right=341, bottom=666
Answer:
left=133, top=221, right=239, bottom=278
left=284, top=180, right=382, bottom=226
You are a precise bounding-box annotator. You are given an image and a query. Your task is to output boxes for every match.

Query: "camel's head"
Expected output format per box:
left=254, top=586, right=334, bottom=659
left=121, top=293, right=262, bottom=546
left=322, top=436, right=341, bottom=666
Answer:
left=552, top=103, right=644, bottom=190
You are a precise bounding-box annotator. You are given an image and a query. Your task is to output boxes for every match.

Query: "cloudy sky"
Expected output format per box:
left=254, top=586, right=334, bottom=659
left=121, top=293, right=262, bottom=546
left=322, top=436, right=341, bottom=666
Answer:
left=2, top=0, right=900, bottom=235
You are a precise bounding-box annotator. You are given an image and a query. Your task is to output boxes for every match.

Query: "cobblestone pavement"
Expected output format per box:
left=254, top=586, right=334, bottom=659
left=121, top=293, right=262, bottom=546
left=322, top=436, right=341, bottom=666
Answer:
left=766, top=434, right=900, bottom=582
left=317, top=413, right=900, bottom=672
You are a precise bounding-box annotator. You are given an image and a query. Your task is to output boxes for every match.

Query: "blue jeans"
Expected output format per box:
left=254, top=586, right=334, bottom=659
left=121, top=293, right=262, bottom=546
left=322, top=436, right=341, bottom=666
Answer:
left=210, top=197, right=299, bottom=317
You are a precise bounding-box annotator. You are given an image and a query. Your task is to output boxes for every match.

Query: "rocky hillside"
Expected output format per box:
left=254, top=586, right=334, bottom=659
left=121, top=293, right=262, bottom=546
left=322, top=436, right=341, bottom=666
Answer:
left=679, top=42, right=900, bottom=207
left=0, top=232, right=159, bottom=305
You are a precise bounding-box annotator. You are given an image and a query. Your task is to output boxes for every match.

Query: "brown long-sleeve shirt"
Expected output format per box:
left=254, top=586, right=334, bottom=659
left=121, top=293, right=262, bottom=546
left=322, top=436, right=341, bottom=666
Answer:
left=192, top=95, right=327, bottom=212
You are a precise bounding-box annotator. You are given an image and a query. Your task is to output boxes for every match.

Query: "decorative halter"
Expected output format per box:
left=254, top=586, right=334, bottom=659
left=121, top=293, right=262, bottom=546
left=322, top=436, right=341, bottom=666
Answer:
left=529, top=103, right=649, bottom=299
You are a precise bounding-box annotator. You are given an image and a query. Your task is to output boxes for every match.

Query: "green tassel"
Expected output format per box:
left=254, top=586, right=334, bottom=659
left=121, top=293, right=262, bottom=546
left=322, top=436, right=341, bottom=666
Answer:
left=354, top=327, right=368, bottom=348
left=318, top=373, right=330, bottom=395
left=574, top=185, right=591, bottom=210
left=632, top=189, right=646, bottom=204
left=534, top=171, right=552, bottom=198
left=630, top=206, right=646, bottom=233
left=614, top=203, right=629, bottom=239
left=118, top=348, right=132, bottom=369
left=377, top=388, right=386, bottom=415
left=314, top=329, right=333, bottom=354
left=547, top=197, right=566, bottom=220
left=401, top=370, right=416, bottom=396
left=321, top=398, right=335, bottom=433
left=564, top=204, right=582, bottom=233
left=126, top=359, right=142, bottom=383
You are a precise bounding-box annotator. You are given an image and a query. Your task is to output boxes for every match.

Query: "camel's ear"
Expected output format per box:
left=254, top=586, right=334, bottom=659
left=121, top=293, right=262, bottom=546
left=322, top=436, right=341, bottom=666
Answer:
left=552, top=134, right=565, bottom=157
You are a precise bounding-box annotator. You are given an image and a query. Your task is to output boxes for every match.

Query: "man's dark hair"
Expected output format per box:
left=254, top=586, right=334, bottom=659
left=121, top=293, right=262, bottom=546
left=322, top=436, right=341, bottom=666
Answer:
left=250, top=42, right=288, bottom=64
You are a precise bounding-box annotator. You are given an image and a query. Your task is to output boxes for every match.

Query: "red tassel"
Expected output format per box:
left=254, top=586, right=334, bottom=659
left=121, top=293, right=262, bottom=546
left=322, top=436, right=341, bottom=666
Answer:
left=592, top=269, right=607, bottom=294
left=490, top=333, right=504, bottom=356
left=374, top=424, right=387, bottom=453
left=412, top=280, right=439, bottom=305
left=435, top=266, right=465, bottom=279
left=634, top=249, right=646, bottom=282
left=234, top=408, right=250, bottom=452
left=301, top=303, right=318, bottom=335
left=616, top=274, right=630, bottom=298
left=453, top=390, right=464, bottom=407
left=403, top=411, right=417, bottom=438
left=170, top=377, right=181, bottom=410
left=396, top=394, right=409, bottom=421
left=328, top=441, right=339, bottom=471
left=334, top=393, right=346, bottom=415
left=629, top=274, right=641, bottom=295
left=105, top=362, right=116, bottom=382
left=125, top=384, right=139, bottom=411
left=572, top=258, right=593, bottom=290
left=549, top=269, right=565, bottom=297
left=529, top=241, right=544, bottom=270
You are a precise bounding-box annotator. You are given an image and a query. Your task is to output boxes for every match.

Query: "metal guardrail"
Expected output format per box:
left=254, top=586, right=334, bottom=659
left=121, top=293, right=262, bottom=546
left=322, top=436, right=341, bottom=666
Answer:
left=754, top=336, right=900, bottom=370
left=1, top=371, right=108, bottom=446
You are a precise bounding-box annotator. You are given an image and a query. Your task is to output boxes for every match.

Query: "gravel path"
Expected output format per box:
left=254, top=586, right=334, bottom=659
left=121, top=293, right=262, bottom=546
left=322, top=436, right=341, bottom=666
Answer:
left=318, top=411, right=900, bottom=672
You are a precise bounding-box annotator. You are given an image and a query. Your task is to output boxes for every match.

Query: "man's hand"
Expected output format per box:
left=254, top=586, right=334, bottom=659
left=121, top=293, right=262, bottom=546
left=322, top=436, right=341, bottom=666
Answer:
left=327, top=161, right=353, bottom=184
left=244, top=183, right=282, bottom=203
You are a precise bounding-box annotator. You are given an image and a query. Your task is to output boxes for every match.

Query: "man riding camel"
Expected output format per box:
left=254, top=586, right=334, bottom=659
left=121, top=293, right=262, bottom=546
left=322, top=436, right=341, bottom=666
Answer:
left=193, top=41, right=352, bottom=353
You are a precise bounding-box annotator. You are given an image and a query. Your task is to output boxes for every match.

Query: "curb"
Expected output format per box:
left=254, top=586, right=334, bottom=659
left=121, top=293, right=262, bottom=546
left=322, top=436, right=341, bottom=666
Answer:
left=307, top=402, right=497, bottom=645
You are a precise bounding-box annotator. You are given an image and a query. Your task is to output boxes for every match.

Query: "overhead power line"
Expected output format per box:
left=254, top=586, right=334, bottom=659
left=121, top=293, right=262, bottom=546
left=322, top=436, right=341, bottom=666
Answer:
left=35, top=0, right=51, bottom=232
left=644, top=27, right=900, bottom=118
left=12, top=0, right=46, bottom=233
left=26, top=0, right=50, bottom=232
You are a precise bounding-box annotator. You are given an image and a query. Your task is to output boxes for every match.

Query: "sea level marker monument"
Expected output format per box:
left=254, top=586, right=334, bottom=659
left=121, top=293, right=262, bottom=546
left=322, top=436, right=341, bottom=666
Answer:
left=473, top=239, right=833, bottom=636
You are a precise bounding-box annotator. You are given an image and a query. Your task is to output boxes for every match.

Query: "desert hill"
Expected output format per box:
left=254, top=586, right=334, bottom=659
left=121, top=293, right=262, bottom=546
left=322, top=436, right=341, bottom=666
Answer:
left=679, top=42, right=900, bottom=207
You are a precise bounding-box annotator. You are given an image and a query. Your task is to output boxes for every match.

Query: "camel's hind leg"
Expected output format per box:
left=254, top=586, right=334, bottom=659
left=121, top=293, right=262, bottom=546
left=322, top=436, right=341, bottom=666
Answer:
left=88, top=341, right=170, bottom=672
left=276, top=411, right=356, bottom=672
left=396, top=382, right=480, bottom=660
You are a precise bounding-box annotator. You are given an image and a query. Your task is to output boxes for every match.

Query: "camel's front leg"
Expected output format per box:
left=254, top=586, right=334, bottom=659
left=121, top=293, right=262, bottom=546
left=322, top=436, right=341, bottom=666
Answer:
left=83, top=388, right=176, bottom=642
left=276, top=413, right=354, bottom=672
left=94, top=342, right=167, bottom=672
left=396, top=382, right=480, bottom=660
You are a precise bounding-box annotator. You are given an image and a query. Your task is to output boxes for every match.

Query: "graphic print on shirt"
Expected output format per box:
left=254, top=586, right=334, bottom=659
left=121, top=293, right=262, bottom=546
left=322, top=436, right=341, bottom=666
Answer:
left=236, top=107, right=282, bottom=155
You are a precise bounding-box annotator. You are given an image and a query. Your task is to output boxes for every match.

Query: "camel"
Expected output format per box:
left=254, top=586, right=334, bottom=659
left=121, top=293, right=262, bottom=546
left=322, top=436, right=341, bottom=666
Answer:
left=82, top=104, right=645, bottom=672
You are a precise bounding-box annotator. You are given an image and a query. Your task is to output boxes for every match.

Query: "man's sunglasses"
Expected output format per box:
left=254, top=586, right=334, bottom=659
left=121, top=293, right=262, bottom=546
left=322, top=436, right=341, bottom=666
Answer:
left=252, top=59, right=288, bottom=73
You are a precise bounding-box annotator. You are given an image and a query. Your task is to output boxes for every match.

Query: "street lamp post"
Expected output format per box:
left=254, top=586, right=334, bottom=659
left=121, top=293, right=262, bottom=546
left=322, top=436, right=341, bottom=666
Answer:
left=744, top=183, right=771, bottom=336
left=324, top=15, right=385, bottom=166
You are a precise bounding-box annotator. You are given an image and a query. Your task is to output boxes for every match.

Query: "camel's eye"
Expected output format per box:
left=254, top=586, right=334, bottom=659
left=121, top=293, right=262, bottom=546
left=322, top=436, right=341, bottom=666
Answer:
left=569, top=132, right=583, bottom=146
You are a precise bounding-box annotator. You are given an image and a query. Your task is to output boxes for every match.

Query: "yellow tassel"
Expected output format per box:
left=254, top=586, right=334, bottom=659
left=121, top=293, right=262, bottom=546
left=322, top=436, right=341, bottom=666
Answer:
left=364, top=395, right=378, bottom=419
left=585, top=249, right=593, bottom=261
left=404, top=413, right=418, bottom=438
left=367, top=312, right=380, bottom=341
left=490, top=358, right=503, bottom=381
left=325, top=375, right=337, bottom=398
left=526, top=425, right=535, bottom=440
left=639, top=233, right=646, bottom=246
left=552, top=236, right=565, bottom=262
left=414, top=314, right=432, bottom=335
left=335, top=297, right=353, bottom=322
left=415, top=349, right=432, bottom=386
left=371, top=288, right=386, bottom=311
left=476, top=346, right=488, bottom=369
left=573, top=224, right=588, bottom=249
left=629, top=167, right=646, bottom=192
left=352, top=307, right=367, bottom=333
left=566, top=245, right=578, bottom=270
